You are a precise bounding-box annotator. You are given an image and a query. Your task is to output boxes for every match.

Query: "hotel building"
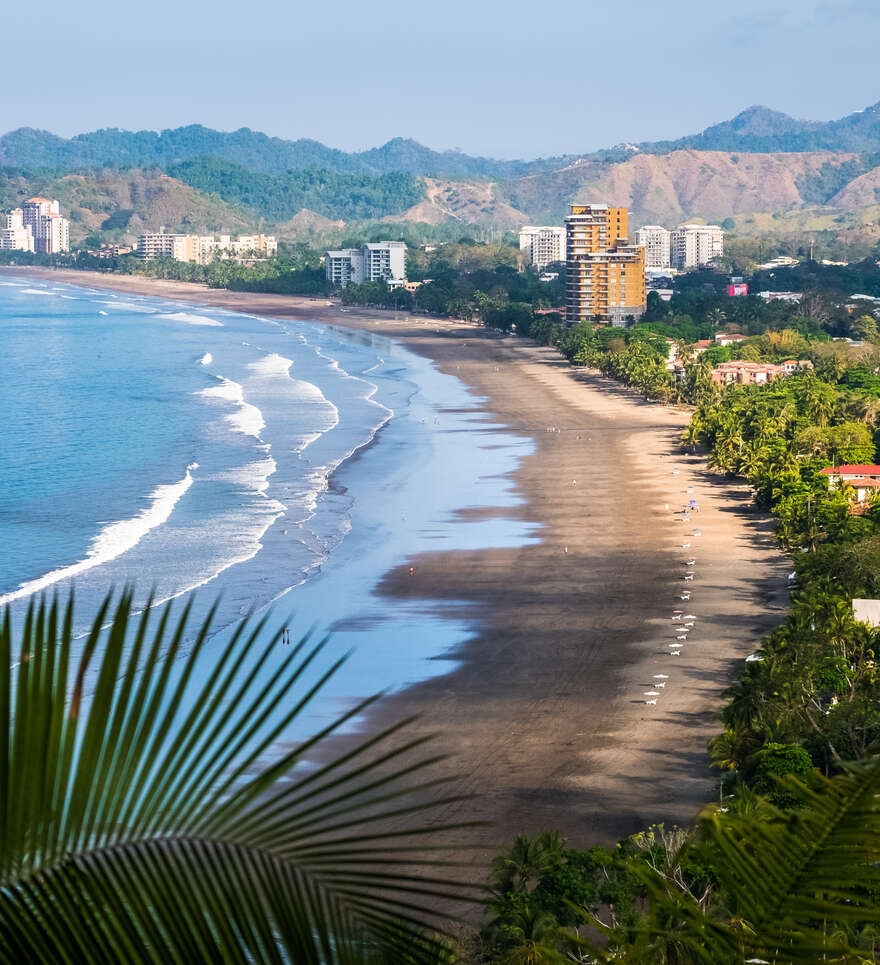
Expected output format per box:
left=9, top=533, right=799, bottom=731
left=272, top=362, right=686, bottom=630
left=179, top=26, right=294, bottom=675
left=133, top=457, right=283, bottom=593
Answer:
left=19, top=198, right=70, bottom=253
left=635, top=225, right=671, bottom=270
left=136, top=231, right=277, bottom=264
left=519, top=226, right=566, bottom=271
left=323, top=242, right=407, bottom=287
left=565, top=204, right=646, bottom=326
left=671, top=224, right=724, bottom=269
left=0, top=209, right=35, bottom=252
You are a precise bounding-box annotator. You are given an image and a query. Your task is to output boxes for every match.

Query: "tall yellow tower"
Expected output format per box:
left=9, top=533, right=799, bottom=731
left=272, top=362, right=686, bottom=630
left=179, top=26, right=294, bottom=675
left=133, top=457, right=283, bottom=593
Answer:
left=565, top=204, right=646, bottom=326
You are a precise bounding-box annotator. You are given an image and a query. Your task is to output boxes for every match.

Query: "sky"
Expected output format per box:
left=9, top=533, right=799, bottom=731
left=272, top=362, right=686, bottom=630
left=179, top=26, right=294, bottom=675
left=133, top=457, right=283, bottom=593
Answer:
left=4, top=0, right=879, bottom=158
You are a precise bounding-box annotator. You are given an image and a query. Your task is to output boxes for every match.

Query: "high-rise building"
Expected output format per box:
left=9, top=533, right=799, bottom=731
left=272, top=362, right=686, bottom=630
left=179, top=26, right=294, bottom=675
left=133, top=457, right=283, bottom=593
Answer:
left=519, top=226, right=566, bottom=271
left=635, top=225, right=671, bottom=269
left=323, top=242, right=407, bottom=287
left=671, top=224, right=724, bottom=269
left=0, top=209, right=35, bottom=252
left=565, top=204, right=646, bottom=326
left=21, top=198, right=70, bottom=253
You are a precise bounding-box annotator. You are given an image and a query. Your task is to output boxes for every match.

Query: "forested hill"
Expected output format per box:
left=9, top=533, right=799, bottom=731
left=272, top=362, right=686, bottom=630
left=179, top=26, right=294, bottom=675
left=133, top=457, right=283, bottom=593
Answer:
left=0, top=126, right=560, bottom=178
left=5, top=102, right=880, bottom=180
left=641, top=101, right=880, bottom=154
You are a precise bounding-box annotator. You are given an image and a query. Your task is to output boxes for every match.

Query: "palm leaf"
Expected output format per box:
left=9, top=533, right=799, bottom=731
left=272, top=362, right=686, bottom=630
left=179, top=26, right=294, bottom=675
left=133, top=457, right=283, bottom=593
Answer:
left=627, top=758, right=880, bottom=964
left=0, top=589, right=480, bottom=963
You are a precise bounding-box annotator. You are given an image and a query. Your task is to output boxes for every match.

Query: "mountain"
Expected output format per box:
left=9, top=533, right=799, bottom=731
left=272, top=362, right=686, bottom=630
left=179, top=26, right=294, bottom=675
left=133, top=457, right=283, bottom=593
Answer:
left=0, top=126, right=558, bottom=178
left=642, top=102, right=880, bottom=154
left=6, top=102, right=880, bottom=252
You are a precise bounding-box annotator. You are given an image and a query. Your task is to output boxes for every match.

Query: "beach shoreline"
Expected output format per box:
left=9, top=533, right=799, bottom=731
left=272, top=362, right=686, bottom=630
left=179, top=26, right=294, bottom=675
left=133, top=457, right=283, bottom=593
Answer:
left=4, top=266, right=790, bottom=862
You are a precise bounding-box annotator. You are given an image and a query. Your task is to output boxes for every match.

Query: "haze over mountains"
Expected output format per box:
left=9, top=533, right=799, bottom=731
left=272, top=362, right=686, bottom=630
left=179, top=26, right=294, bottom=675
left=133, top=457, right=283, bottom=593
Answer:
left=3, top=100, right=880, bottom=248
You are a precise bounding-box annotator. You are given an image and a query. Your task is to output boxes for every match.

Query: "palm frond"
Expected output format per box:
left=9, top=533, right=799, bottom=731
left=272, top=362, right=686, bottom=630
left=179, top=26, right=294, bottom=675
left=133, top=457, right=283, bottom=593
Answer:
left=630, top=757, right=880, bottom=964
left=0, top=589, right=479, bottom=963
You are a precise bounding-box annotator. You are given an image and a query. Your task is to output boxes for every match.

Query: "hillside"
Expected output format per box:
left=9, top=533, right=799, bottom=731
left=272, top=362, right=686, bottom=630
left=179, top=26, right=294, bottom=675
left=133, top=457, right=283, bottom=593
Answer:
left=501, top=150, right=871, bottom=225
left=6, top=133, right=880, bottom=252
left=0, top=168, right=254, bottom=245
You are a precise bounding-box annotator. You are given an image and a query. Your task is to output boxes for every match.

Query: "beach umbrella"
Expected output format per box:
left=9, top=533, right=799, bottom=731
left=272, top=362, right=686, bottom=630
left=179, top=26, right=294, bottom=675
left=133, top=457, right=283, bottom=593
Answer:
left=653, top=674, right=669, bottom=679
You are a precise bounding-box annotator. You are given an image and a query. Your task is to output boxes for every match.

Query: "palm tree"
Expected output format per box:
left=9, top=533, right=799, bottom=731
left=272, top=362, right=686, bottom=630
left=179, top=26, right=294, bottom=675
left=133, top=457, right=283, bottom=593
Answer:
left=0, top=590, right=477, bottom=963
left=489, top=832, right=565, bottom=896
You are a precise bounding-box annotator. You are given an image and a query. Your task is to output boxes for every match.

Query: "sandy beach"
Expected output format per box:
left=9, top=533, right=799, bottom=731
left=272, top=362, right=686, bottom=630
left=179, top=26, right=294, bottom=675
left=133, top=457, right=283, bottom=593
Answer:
left=5, top=268, right=790, bottom=859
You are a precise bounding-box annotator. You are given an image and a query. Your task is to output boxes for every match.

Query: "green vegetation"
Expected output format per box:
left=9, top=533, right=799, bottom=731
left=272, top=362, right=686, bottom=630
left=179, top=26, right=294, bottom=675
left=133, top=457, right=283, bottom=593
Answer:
left=0, top=590, right=470, bottom=963
left=641, top=101, right=880, bottom=154
left=0, top=126, right=550, bottom=177
left=168, top=157, right=426, bottom=221
left=0, top=246, right=332, bottom=295
left=470, top=759, right=880, bottom=963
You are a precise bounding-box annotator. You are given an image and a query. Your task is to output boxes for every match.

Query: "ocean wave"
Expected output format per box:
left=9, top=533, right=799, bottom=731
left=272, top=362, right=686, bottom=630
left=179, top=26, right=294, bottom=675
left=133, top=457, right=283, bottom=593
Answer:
left=208, top=456, right=277, bottom=494
left=159, top=311, right=223, bottom=327
left=247, top=352, right=340, bottom=453
left=198, top=352, right=213, bottom=366
left=200, top=377, right=265, bottom=438
left=98, top=310, right=108, bottom=316
left=0, top=463, right=199, bottom=607
left=312, top=343, right=394, bottom=421
left=100, top=300, right=157, bottom=314
left=247, top=352, right=295, bottom=378
left=0, top=281, right=25, bottom=287
left=21, top=289, right=58, bottom=296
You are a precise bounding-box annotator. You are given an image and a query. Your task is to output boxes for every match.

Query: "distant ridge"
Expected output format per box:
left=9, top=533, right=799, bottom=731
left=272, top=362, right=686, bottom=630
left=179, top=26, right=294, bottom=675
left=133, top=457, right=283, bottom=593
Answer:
left=641, top=101, right=880, bottom=154
left=3, top=101, right=880, bottom=180
left=0, top=125, right=566, bottom=178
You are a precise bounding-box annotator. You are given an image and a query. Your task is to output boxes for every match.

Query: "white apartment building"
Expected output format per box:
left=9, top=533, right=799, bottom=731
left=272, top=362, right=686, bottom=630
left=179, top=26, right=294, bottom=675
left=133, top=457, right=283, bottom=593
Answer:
left=519, top=226, right=566, bottom=271
left=635, top=225, right=671, bottom=269
left=20, top=198, right=70, bottom=253
left=0, top=209, right=35, bottom=252
left=136, top=232, right=190, bottom=261
left=136, top=230, right=278, bottom=264
left=671, top=224, right=724, bottom=270
left=323, top=242, right=407, bottom=287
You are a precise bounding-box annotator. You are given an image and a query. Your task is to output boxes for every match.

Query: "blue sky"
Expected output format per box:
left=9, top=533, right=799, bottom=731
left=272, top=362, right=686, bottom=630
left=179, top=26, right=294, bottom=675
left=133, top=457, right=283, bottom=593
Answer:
left=5, top=0, right=878, bottom=157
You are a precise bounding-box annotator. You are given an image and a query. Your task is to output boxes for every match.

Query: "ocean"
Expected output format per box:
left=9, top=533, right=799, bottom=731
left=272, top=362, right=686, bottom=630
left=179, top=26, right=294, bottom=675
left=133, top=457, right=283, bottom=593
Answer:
left=0, top=276, right=537, bottom=733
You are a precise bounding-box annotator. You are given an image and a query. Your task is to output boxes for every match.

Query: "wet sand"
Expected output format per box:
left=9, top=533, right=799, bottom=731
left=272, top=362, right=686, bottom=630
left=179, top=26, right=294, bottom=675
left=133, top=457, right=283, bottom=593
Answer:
left=6, top=268, right=789, bottom=858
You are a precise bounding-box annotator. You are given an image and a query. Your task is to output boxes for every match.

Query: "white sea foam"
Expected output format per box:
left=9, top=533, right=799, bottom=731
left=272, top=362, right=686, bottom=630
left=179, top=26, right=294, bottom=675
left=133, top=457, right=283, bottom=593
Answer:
left=101, top=300, right=156, bottom=314
left=198, top=352, right=213, bottom=366
left=59, top=295, right=77, bottom=300
left=159, top=311, right=223, bottom=327
left=21, top=288, right=58, bottom=296
left=0, top=281, right=25, bottom=287
left=247, top=353, right=341, bottom=454
left=211, top=456, right=277, bottom=494
left=0, top=463, right=199, bottom=607
left=200, top=377, right=265, bottom=438
left=98, top=310, right=108, bottom=315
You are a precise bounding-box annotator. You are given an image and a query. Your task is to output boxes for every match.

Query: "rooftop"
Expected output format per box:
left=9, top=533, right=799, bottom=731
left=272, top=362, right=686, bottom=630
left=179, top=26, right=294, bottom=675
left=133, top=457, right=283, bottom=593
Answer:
left=821, top=465, right=880, bottom=475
